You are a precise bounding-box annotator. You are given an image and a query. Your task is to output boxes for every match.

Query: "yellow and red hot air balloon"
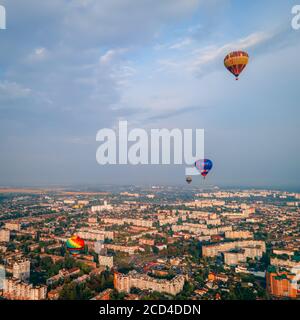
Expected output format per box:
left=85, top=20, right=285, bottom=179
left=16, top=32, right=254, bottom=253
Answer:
left=224, top=51, right=249, bottom=80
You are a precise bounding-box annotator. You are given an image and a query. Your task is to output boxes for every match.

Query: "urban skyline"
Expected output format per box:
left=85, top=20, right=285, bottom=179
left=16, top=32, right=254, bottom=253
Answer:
left=0, top=185, right=299, bottom=300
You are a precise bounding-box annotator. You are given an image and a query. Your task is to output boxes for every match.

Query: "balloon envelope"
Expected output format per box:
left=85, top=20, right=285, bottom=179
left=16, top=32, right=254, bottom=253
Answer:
left=224, top=51, right=249, bottom=80
left=186, top=176, right=192, bottom=184
left=195, top=159, right=213, bottom=178
left=66, top=235, right=85, bottom=256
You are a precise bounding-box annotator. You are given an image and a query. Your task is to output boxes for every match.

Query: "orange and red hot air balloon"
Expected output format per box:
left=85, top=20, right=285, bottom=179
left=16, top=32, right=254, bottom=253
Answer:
left=224, top=51, right=249, bottom=80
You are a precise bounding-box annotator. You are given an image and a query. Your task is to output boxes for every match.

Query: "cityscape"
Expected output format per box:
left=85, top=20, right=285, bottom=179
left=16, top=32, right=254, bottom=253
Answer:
left=0, top=186, right=299, bottom=300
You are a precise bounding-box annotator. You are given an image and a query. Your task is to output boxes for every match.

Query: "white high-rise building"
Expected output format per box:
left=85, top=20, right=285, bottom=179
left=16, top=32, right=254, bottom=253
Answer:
left=94, top=240, right=104, bottom=254
left=91, top=201, right=113, bottom=212
left=13, top=259, right=30, bottom=282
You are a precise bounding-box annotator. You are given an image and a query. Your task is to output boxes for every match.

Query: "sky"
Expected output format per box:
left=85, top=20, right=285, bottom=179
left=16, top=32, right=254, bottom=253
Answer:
left=0, top=0, right=299, bottom=188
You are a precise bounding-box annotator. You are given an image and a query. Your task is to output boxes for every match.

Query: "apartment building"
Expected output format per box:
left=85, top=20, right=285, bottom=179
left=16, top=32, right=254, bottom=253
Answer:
left=225, top=231, right=253, bottom=239
left=202, top=240, right=266, bottom=258
left=0, top=229, right=10, bottom=242
left=114, top=271, right=185, bottom=296
left=266, top=269, right=297, bottom=298
left=13, top=259, right=30, bottom=282
left=3, top=278, right=47, bottom=300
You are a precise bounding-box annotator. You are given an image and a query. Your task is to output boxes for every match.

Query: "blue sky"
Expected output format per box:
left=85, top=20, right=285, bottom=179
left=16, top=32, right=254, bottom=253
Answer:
left=0, top=0, right=299, bottom=188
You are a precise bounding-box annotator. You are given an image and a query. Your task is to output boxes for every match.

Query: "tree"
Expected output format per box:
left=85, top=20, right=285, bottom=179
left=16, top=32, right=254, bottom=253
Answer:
left=152, top=246, right=159, bottom=255
left=231, top=283, right=256, bottom=300
left=110, top=290, right=126, bottom=300
left=59, top=282, right=93, bottom=300
left=176, top=281, right=194, bottom=300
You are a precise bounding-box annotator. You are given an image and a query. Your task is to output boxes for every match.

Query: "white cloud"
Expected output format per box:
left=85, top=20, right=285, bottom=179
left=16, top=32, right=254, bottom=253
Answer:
left=60, top=0, right=203, bottom=47
left=0, top=81, right=32, bottom=99
left=115, top=29, right=281, bottom=125
left=157, top=30, right=275, bottom=75
left=193, top=31, right=274, bottom=66
left=169, top=38, right=193, bottom=50
left=26, top=47, right=49, bottom=63
left=99, top=48, right=128, bottom=64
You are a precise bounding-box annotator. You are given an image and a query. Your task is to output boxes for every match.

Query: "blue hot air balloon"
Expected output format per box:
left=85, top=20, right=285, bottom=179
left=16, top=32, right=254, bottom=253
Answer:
left=195, top=159, right=213, bottom=179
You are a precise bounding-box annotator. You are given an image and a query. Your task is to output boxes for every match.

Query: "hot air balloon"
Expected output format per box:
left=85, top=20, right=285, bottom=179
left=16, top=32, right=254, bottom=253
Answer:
left=66, top=235, right=85, bottom=256
left=195, top=159, right=213, bottom=179
left=224, top=51, right=249, bottom=80
left=186, top=176, right=192, bottom=184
